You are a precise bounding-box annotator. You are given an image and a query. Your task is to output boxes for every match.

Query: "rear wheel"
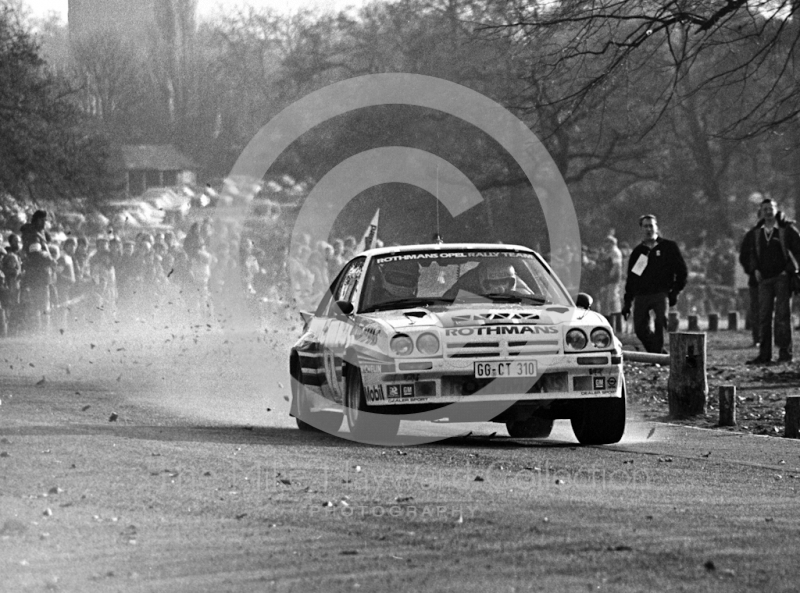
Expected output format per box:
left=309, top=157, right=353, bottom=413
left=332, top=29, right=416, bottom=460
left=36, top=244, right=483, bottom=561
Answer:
left=506, top=416, right=554, bottom=438
left=570, top=389, right=626, bottom=445
left=345, top=366, right=400, bottom=441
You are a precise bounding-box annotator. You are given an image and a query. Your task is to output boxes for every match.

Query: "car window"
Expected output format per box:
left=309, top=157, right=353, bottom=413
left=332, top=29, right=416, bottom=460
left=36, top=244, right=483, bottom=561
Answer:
left=321, top=257, right=365, bottom=316
left=360, top=250, right=571, bottom=310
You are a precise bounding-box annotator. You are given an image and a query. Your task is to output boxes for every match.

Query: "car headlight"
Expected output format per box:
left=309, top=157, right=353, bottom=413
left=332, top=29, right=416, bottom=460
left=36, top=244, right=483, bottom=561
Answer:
left=416, top=332, right=440, bottom=355
left=565, top=329, right=587, bottom=351
left=590, top=328, right=612, bottom=349
left=390, top=334, right=414, bottom=356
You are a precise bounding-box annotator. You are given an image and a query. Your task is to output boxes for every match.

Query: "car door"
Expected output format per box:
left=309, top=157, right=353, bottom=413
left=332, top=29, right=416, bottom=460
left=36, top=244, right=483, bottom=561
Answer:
left=320, top=257, right=366, bottom=403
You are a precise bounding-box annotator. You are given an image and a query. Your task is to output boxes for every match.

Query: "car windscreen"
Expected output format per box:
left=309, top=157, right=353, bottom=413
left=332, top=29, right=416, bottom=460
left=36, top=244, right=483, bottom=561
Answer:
left=359, top=250, right=572, bottom=312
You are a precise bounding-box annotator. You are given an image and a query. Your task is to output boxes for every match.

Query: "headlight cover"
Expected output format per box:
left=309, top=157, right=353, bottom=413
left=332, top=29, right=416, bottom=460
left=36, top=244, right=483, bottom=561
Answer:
left=590, top=328, right=612, bottom=349
left=416, top=332, right=440, bottom=355
left=390, top=334, right=414, bottom=356
left=565, top=328, right=588, bottom=351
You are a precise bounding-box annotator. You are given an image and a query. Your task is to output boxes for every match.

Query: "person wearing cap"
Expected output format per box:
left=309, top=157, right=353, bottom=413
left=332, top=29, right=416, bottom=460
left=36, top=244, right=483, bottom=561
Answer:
left=741, top=198, right=800, bottom=364
left=622, top=215, right=688, bottom=353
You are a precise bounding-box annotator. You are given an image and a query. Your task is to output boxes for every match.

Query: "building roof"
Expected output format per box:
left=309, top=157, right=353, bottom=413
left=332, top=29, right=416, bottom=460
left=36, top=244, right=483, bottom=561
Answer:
left=120, top=144, right=197, bottom=171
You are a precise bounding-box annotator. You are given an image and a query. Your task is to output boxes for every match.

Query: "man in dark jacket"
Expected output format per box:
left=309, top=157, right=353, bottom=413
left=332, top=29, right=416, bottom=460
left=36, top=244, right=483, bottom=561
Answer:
left=739, top=207, right=764, bottom=348
left=622, top=214, right=688, bottom=353
left=742, top=199, right=800, bottom=364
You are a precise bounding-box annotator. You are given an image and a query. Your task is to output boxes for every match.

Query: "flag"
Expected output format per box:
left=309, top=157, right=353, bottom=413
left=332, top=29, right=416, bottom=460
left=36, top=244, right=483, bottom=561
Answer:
left=356, top=209, right=380, bottom=253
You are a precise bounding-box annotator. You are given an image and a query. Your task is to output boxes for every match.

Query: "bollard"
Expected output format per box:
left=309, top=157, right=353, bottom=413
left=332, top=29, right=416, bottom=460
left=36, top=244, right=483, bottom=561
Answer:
left=718, top=385, right=736, bottom=426
left=727, top=311, right=739, bottom=331
left=688, top=315, right=699, bottom=331
left=708, top=313, right=719, bottom=332
left=785, top=397, right=800, bottom=439
left=668, top=311, right=680, bottom=332
left=667, top=332, right=707, bottom=418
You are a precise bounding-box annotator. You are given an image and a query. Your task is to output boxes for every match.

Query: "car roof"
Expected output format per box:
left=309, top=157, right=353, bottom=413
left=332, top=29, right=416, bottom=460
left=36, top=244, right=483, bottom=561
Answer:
left=359, top=243, right=537, bottom=258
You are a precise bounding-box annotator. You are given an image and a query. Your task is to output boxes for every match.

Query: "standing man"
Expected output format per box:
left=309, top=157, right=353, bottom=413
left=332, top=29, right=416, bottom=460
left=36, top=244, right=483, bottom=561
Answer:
left=738, top=203, right=764, bottom=348
left=622, top=215, right=688, bottom=353
left=744, top=199, right=800, bottom=364
left=600, top=235, right=624, bottom=319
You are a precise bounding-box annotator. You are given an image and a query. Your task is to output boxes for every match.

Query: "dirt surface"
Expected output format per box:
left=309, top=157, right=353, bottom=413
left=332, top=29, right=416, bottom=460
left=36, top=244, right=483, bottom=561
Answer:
left=2, top=316, right=800, bottom=592
left=621, top=330, right=797, bottom=436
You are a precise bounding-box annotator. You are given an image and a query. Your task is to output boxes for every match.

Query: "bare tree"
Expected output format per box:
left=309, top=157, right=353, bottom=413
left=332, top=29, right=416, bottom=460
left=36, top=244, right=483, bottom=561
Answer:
left=481, top=0, right=800, bottom=138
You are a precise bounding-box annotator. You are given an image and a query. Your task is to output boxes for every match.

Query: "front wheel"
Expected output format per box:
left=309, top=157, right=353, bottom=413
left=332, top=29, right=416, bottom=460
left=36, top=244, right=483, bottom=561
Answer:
left=294, top=379, right=342, bottom=434
left=570, top=390, right=626, bottom=445
left=345, top=365, right=400, bottom=442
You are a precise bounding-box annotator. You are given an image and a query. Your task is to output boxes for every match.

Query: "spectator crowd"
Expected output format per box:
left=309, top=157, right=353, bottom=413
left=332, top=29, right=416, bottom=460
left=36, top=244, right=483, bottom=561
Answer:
left=0, top=204, right=751, bottom=338
left=0, top=209, right=361, bottom=335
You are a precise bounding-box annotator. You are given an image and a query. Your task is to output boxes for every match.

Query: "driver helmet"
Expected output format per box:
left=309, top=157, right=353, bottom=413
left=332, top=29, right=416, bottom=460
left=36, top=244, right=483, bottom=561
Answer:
left=382, top=261, right=419, bottom=298
left=480, top=260, right=517, bottom=294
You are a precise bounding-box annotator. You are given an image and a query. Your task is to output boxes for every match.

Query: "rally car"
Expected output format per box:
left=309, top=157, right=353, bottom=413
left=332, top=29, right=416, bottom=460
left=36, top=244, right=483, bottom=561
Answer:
left=289, top=243, right=626, bottom=445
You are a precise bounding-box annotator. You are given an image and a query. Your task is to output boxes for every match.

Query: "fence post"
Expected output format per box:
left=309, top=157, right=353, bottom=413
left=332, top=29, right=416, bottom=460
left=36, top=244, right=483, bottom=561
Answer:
left=785, top=397, right=800, bottom=439
left=610, top=313, right=623, bottom=334
left=718, top=385, right=736, bottom=426
left=707, top=313, right=719, bottom=332
left=667, top=332, right=708, bottom=418
left=727, top=311, right=739, bottom=331
left=688, top=315, right=699, bottom=331
left=668, top=311, right=680, bottom=332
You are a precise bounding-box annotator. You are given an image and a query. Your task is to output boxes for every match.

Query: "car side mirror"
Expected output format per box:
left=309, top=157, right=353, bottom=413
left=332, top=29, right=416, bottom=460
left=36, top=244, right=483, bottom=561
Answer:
left=334, top=300, right=354, bottom=317
left=576, top=293, right=593, bottom=309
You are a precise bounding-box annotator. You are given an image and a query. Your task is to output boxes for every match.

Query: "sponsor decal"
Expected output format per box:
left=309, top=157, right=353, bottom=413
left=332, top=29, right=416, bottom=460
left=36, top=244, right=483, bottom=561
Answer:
left=401, top=384, right=415, bottom=397
left=452, top=315, right=473, bottom=326
left=352, top=320, right=380, bottom=345
left=378, top=252, right=535, bottom=263
left=607, top=376, right=618, bottom=388
left=361, top=364, right=382, bottom=374
left=445, top=325, right=558, bottom=336
left=387, top=385, right=401, bottom=398
left=365, top=384, right=385, bottom=402
left=593, top=377, right=606, bottom=390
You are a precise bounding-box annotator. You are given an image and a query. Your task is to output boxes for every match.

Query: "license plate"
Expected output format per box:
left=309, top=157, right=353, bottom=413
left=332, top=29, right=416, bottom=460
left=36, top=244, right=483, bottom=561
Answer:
left=474, top=360, right=538, bottom=378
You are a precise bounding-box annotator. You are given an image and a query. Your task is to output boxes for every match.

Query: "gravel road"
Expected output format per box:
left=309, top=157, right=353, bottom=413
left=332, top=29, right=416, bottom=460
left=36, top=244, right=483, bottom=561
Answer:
left=1, top=314, right=799, bottom=592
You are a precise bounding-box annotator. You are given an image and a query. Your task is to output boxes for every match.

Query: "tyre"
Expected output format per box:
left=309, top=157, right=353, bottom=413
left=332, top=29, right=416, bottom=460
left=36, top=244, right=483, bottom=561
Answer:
left=506, top=416, right=554, bottom=438
left=570, top=389, right=626, bottom=445
left=294, top=379, right=342, bottom=434
left=344, top=365, right=400, bottom=441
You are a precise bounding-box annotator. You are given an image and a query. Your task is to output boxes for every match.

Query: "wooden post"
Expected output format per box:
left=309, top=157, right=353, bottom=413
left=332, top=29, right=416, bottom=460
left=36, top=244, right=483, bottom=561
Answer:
left=727, top=311, right=739, bottom=331
left=708, top=313, right=719, bottom=332
left=667, top=332, right=708, bottom=419
left=668, top=312, right=680, bottom=332
left=611, top=313, right=623, bottom=334
left=785, top=397, right=800, bottom=439
left=718, top=385, right=736, bottom=426
left=688, top=315, right=699, bottom=331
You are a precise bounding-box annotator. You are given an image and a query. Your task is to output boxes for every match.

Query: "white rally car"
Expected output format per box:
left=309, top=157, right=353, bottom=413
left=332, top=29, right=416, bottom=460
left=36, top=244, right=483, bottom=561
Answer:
left=289, top=243, right=626, bottom=445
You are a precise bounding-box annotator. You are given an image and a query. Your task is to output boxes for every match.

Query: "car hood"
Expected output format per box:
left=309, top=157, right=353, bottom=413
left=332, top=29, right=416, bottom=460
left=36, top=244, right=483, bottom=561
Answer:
left=362, top=304, right=599, bottom=330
